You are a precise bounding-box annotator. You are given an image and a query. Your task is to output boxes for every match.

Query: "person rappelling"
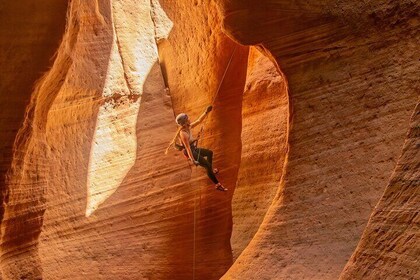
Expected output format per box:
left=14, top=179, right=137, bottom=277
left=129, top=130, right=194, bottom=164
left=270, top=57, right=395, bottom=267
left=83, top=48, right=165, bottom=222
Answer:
left=166, top=106, right=227, bottom=192
left=164, top=46, right=237, bottom=192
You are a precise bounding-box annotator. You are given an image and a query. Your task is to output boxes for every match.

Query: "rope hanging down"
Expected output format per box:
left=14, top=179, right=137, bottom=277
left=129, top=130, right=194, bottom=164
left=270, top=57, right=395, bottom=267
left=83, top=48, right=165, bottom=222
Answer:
left=191, top=45, right=237, bottom=280
left=158, top=42, right=238, bottom=279
left=196, top=45, right=237, bottom=141
left=164, top=46, right=237, bottom=155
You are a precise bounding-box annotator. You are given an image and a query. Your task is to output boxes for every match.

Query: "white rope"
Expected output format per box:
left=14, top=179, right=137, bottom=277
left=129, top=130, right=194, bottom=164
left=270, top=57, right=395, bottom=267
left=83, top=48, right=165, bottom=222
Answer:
left=196, top=45, right=237, bottom=158
left=193, top=182, right=197, bottom=280
left=212, top=45, right=238, bottom=105
left=191, top=45, right=237, bottom=279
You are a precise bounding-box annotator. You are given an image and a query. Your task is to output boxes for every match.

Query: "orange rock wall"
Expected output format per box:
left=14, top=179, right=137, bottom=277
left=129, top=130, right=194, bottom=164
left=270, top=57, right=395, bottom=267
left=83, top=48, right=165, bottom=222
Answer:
left=1, top=0, right=418, bottom=279
left=219, top=0, right=419, bottom=279
left=231, top=47, right=288, bottom=259
left=0, top=1, right=68, bottom=278
left=153, top=1, right=251, bottom=278
left=0, top=0, right=68, bottom=248
left=1, top=0, right=253, bottom=279
left=340, top=104, right=419, bottom=279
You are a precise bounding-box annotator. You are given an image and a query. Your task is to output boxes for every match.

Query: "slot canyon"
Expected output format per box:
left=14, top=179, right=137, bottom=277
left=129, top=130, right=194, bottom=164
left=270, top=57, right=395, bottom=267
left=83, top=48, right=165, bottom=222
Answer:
left=0, top=0, right=418, bottom=279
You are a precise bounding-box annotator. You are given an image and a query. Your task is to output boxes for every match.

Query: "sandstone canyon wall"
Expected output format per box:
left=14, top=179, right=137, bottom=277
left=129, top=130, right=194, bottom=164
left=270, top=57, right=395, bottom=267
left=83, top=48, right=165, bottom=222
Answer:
left=156, top=0, right=289, bottom=262
left=1, top=0, right=281, bottom=279
left=0, top=0, right=68, bottom=245
left=340, top=104, right=419, bottom=280
left=230, top=47, right=289, bottom=259
left=0, top=0, right=419, bottom=280
left=219, top=0, right=419, bottom=279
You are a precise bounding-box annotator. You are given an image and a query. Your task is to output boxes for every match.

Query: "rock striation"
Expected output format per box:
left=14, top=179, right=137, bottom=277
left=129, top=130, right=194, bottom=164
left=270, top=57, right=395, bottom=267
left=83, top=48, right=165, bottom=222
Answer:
left=230, top=47, right=289, bottom=259
left=219, top=0, right=419, bottom=279
left=1, top=0, right=419, bottom=280
left=340, top=104, right=419, bottom=279
left=0, top=0, right=68, bottom=253
left=1, top=0, right=269, bottom=279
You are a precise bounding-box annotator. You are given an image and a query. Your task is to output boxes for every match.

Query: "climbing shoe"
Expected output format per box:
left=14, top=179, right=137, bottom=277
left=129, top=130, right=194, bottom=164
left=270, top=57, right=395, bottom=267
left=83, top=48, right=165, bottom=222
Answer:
left=215, top=183, right=227, bottom=192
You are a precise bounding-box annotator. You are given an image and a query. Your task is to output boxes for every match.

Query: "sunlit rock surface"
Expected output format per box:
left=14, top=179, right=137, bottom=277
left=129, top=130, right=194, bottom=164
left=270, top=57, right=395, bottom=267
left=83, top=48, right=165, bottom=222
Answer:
left=0, top=0, right=418, bottom=279
left=231, top=47, right=289, bottom=260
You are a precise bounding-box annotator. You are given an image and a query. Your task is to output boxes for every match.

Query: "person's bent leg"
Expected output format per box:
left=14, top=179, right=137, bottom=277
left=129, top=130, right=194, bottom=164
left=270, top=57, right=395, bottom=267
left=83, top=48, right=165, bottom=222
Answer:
left=196, top=154, right=218, bottom=184
left=197, top=148, right=213, bottom=166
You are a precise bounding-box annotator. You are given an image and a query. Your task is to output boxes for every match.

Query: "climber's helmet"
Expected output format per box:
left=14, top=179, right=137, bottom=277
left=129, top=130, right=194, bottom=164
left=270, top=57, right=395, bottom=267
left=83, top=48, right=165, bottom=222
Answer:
left=176, top=113, right=189, bottom=126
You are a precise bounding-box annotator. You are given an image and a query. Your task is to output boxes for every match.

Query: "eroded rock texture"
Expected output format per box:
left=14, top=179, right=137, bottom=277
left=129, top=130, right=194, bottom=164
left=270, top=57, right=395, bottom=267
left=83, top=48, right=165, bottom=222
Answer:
left=0, top=1, right=68, bottom=278
left=219, top=0, right=419, bottom=279
left=0, top=0, right=68, bottom=246
left=2, top=0, right=264, bottom=279
left=1, top=0, right=419, bottom=279
left=231, top=47, right=288, bottom=259
left=340, top=104, right=419, bottom=279
left=148, top=0, right=251, bottom=278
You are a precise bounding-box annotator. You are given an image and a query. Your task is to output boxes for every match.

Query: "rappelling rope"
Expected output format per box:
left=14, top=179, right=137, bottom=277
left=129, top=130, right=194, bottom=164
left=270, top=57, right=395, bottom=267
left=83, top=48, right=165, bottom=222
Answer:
left=157, top=47, right=200, bottom=280
left=155, top=37, right=234, bottom=280
left=195, top=45, right=237, bottom=159
left=161, top=45, right=237, bottom=279
left=191, top=45, right=236, bottom=280
left=192, top=169, right=197, bottom=280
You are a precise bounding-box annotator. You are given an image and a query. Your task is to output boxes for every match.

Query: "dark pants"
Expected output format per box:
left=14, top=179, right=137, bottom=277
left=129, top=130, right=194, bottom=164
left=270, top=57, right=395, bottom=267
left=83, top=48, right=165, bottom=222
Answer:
left=186, top=146, right=218, bottom=184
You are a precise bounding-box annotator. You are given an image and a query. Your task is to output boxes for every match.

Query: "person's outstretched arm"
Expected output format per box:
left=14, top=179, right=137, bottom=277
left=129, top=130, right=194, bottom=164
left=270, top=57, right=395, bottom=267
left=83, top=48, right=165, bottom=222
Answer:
left=191, top=105, right=212, bottom=128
